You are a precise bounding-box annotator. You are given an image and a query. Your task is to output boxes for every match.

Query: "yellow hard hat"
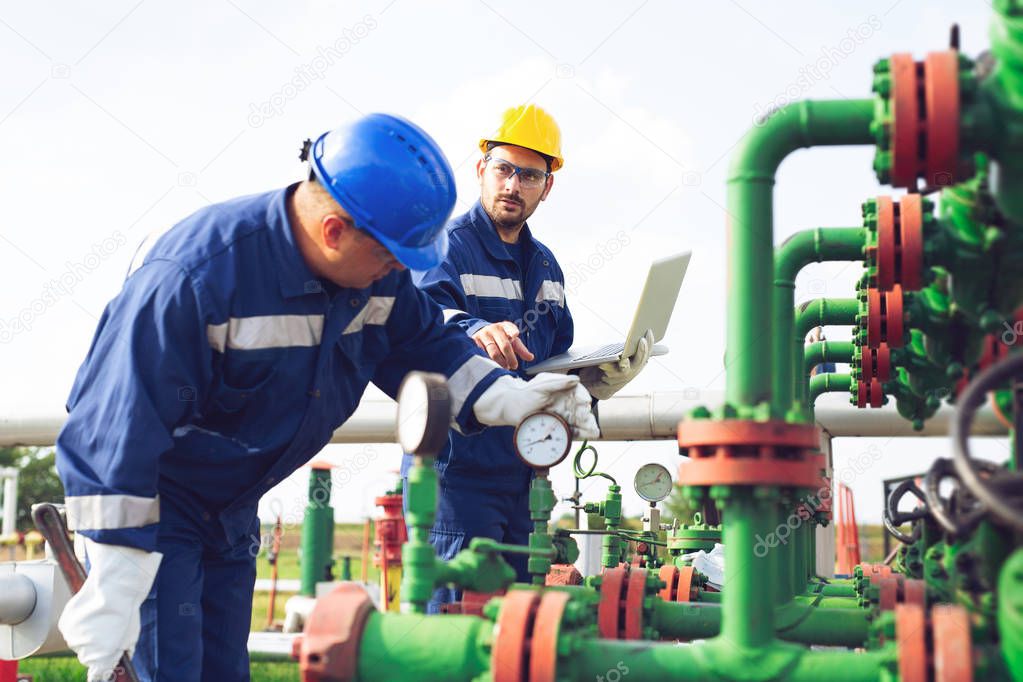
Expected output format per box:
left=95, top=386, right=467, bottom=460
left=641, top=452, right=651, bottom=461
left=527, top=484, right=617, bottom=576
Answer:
left=479, top=104, right=563, bottom=172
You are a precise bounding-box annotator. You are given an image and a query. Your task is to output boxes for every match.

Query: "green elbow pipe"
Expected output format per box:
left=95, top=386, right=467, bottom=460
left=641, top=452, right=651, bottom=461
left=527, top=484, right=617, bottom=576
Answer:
left=808, top=373, right=853, bottom=405
left=725, top=99, right=873, bottom=412
left=794, top=298, right=859, bottom=406
left=803, top=340, right=855, bottom=376
left=773, top=228, right=865, bottom=416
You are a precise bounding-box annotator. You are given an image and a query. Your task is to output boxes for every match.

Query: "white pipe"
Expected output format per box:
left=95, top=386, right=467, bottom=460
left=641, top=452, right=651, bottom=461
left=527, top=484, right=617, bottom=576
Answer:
left=1, top=470, right=18, bottom=538
left=0, top=391, right=1006, bottom=447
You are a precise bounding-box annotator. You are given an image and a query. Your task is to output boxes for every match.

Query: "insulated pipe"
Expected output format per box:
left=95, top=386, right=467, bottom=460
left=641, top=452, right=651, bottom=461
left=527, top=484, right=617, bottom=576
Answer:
left=0, top=573, right=36, bottom=625
left=794, top=298, right=859, bottom=406
left=808, top=374, right=853, bottom=405
left=773, top=228, right=864, bottom=417
left=725, top=99, right=874, bottom=412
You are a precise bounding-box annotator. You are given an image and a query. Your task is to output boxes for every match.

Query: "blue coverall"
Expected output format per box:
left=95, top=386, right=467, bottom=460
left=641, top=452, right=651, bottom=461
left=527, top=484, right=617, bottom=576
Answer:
left=55, top=185, right=506, bottom=681
left=402, top=201, right=574, bottom=610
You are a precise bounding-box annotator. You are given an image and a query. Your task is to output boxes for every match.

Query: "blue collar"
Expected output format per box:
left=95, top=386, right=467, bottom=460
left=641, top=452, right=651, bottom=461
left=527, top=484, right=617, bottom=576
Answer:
left=266, top=184, right=323, bottom=299
left=468, top=200, right=537, bottom=263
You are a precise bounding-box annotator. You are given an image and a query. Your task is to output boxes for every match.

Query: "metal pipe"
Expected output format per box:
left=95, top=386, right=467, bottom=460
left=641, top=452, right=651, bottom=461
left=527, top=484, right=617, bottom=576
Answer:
left=773, top=228, right=864, bottom=416
left=794, top=298, right=859, bottom=407
left=803, top=341, right=855, bottom=377
left=725, top=99, right=874, bottom=412
left=808, top=374, right=853, bottom=405
left=0, top=574, right=36, bottom=625
left=2, top=393, right=1007, bottom=447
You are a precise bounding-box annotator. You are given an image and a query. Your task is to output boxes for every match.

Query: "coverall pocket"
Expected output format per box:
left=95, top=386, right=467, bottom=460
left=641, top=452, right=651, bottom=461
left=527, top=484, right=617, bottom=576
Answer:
left=427, top=527, right=466, bottom=561
left=210, top=367, right=278, bottom=414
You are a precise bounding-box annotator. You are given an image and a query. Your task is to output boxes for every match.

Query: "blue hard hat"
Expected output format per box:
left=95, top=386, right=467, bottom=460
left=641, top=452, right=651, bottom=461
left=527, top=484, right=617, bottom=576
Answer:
left=309, top=113, right=456, bottom=270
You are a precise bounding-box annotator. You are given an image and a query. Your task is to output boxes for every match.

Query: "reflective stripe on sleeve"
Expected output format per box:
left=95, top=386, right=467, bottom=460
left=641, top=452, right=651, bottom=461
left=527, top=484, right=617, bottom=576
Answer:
left=448, top=354, right=501, bottom=416
left=66, top=494, right=160, bottom=531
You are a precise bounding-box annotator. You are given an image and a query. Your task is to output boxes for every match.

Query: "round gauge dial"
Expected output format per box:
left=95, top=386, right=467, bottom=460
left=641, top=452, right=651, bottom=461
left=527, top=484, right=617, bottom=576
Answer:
left=634, top=462, right=673, bottom=502
left=395, top=372, right=451, bottom=457
left=513, top=412, right=572, bottom=469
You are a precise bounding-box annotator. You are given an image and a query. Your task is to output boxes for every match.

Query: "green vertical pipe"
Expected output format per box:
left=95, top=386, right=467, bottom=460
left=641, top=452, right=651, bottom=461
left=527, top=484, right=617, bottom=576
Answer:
left=998, top=548, right=1023, bottom=680
left=794, top=298, right=859, bottom=407
left=808, top=373, right=853, bottom=405
left=773, top=228, right=865, bottom=417
left=527, top=476, right=556, bottom=584
left=726, top=99, right=873, bottom=411
left=355, top=611, right=491, bottom=681
left=987, top=3, right=1023, bottom=224
left=401, top=457, right=439, bottom=613
left=803, top=340, right=855, bottom=376
left=716, top=491, right=778, bottom=648
left=300, top=467, right=334, bottom=596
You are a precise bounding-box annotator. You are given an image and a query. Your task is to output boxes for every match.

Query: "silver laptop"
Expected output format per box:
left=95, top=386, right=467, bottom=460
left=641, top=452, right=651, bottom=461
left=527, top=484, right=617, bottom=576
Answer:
left=526, top=252, right=691, bottom=375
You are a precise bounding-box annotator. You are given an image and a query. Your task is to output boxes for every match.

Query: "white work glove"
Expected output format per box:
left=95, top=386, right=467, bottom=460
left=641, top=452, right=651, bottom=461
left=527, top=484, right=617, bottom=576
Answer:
left=580, top=329, right=655, bottom=401
left=474, top=372, right=600, bottom=440
left=58, top=538, right=162, bottom=681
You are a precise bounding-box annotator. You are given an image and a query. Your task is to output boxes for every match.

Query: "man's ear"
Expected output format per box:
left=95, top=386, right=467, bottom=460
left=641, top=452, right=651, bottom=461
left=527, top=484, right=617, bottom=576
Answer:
left=476, top=156, right=487, bottom=183
left=540, top=174, right=554, bottom=201
left=322, top=214, right=353, bottom=251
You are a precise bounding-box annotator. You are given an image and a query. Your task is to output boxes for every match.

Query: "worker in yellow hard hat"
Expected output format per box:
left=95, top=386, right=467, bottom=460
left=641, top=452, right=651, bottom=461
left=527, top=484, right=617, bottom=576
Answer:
left=401, top=104, right=651, bottom=612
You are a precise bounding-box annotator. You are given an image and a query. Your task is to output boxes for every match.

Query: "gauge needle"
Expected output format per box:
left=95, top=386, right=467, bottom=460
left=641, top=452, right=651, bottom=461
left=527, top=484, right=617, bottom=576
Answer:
left=525, top=433, right=554, bottom=447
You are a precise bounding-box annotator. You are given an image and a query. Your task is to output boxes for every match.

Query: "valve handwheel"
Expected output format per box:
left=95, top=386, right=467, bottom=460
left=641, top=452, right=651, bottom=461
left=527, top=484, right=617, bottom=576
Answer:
left=883, top=478, right=928, bottom=544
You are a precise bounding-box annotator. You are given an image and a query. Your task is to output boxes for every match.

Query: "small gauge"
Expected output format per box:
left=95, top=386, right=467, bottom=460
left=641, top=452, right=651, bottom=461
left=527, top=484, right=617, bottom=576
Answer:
left=634, top=462, right=673, bottom=502
left=395, top=372, right=451, bottom=457
left=513, top=412, right=572, bottom=469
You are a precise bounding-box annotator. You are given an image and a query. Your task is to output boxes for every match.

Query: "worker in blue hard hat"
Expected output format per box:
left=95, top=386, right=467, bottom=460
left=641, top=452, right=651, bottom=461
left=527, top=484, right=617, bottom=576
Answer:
left=405, top=104, right=653, bottom=611
left=54, top=112, right=598, bottom=682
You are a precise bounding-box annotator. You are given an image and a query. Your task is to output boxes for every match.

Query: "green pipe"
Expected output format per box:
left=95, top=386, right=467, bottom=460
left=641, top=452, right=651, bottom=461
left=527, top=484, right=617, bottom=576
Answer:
left=803, top=340, right=855, bottom=376
left=401, top=457, right=439, bottom=613
left=652, top=600, right=869, bottom=647
left=725, top=99, right=873, bottom=412
left=570, top=638, right=889, bottom=682
left=773, top=228, right=864, bottom=417
left=715, top=491, right=778, bottom=648
left=355, top=611, right=491, bottom=681
left=986, top=3, right=1023, bottom=224
left=527, top=476, right=556, bottom=584
left=300, top=466, right=334, bottom=596
left=794, top=298, right=859, bottom=407
left=998, top=548, right=1023, bottom=680
left=808, top=373, right=853, bottom=405
left=821, top=582, right=858, bottom=597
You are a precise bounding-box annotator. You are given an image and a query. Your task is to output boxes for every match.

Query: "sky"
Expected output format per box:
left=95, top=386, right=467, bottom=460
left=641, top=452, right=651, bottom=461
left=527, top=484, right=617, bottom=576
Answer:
left=0, top=1, right=1010, bottom=530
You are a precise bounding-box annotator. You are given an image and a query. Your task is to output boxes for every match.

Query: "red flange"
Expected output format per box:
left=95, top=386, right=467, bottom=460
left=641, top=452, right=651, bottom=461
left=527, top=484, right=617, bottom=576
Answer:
left=932, top=604, right=973, bottom=682
left=895, top=603, right=927, bottom=682
left=875, top=344, right=892, bottom=382
left=924, top=50, right=961, bottom=188
left=529, top=591, right=571, bottom=682
left=658, top=565, right=680, bottom=601
left=862, top=345, right=875, bottom=380
left=887, top=285, right=905, bottom=348
left=903, top=579, right=926, bottom=607
left=899, top=194, right=925, bottom=291
left=677, top=420, right=822, bottom=488
left=623, top=568, right=648, bottom=640
left=878, top=576, right=900, bottom=611
left=597, top=567, right=628, bottom=638
left=877, top=196, right=897, bottom=290
left=890, top=54, right=921, bottom=189
left=492, top=590, right=541, bottom=682
left=868, top=288, right=883, bottom=347
left=297, top=583, right=375, bottom=682
left=676, top=566, right=696, bottom=603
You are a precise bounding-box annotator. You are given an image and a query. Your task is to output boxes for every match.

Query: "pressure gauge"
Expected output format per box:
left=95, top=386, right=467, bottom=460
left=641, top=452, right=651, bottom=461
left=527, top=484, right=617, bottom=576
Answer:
left=513, top=411, right=572, bottom=469
left=395, top=372, right=451, bottom=457
left=634, top=463, right=673, bottom=502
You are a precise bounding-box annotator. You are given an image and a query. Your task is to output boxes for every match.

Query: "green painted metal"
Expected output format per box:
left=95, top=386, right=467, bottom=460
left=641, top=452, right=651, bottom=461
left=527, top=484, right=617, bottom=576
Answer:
left=355, top=611, right=491, bottom=681
left=808, top=373, right=852, bottom=404
left=726, top=99, right=874, bottom=414
left=299, top=466, right=334, bottom=596
left=584, top=484, right=625, bottom=568
left=794, top=298, right=859, bottom=407
left=527, top=475, right=557, bottom=584
left=998, top=548, right=1023, bottom=680
left=804, top=340, right=855, bottom=376
left=773, top=227, right=865, bottom=417
left=400, top=457, right=441, bottom=613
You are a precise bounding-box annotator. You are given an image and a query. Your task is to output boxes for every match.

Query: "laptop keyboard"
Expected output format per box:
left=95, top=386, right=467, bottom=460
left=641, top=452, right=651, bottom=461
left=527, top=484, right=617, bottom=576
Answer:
left=573, top=342, right=625, bottom=361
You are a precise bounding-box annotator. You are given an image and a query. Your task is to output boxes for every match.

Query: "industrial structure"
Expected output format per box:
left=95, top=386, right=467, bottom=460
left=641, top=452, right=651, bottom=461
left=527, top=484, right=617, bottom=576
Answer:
left=1, top=3, right=1022, bottom=681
